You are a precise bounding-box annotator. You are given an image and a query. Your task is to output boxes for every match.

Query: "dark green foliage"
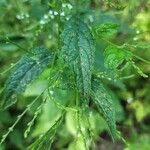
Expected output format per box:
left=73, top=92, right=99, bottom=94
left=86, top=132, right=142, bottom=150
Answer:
left=61, top=16, right=95, bottom=101
left=0, top=0, right=150, bottom=150
left=1, top=47, right=54, bottom=109
left=92, top=79, right=117, bottom=140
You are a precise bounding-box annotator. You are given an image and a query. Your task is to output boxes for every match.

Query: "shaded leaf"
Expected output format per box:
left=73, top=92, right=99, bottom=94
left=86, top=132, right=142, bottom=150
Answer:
left=1, top=47, right=54, bottom=109
left=92, top=79, right=117, bottom=140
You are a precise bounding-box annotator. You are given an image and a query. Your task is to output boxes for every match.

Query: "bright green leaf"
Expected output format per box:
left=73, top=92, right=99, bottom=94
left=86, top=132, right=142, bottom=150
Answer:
left=104, top=45, right=131, bottom=69
left=96, top=23, right=119, bottom=38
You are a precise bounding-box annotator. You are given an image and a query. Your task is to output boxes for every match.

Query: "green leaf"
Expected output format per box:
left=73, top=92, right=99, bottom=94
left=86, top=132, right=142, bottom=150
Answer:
left=28, top=115, right=63, bottom=150
left=96, top=23, right=119, bottom=38
left=1, top=47, right=54, bottom=109
left=61, top=16, right=95, bottom=100
left=130, top=61, right=148, bottom=78
left=92, top=79, right=117, bottom=140
left=132, top=42, right=150, bottom=49
left=104, top=45, right=131, bottom=69
left=103, top=0, right=126, bottom=10
left=68, top=136, right=86, bottom=150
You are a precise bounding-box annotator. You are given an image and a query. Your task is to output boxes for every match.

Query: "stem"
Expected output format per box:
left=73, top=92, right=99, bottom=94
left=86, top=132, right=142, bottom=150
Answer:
left=5, top=37, right=33, bottom=54
left=48, top=86, right=77, bottom=112
left=119, top=74, right=135, bottom=80
left=99, top=37, right=150, bottom=64
left=0, top=61, right=20, bottom=76
left=24, top=97, right=47, bottom=138
left=75, top=89, right=88, bottom=150
left=0, top=89, right=46, bottom=145
left=132, top=53, right=150, bottom=64
left=86, top=111, right=96, bottom=149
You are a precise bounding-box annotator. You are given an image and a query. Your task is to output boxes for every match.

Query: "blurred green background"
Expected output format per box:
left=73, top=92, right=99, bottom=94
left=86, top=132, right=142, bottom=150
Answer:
left=0, top=0, right=150, bottom=150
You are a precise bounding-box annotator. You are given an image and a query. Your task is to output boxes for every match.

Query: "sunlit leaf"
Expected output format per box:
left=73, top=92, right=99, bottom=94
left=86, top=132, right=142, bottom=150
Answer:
left=104, top=45, right=131, bottom=69
left=96, top=23, right=119, bottom=38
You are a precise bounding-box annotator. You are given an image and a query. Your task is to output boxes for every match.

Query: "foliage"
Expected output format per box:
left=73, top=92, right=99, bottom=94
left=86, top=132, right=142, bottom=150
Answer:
left=1, top=47, right=54, bottom=109
left=92, top=79, right=117, bottom=140
left=61, top=16, right=95, bottom=103
left=0, top=0, right=150, bottom=150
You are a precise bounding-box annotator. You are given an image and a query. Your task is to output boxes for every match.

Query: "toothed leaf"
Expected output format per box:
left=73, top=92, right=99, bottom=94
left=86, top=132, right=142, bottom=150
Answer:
left=92, top=79, right=117, bottom=140
left=104, top=45, right=131, bottom=69
left=61, top=16, right=95, bottom=99
left=1, top=47, right=54, bottom=109
left=96, top=23, right=119, bottom=38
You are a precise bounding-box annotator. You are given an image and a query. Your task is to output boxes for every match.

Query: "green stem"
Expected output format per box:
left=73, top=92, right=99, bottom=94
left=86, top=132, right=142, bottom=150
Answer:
left=0, top=89, right=46, bottom=145
left=75, top=89, right=88, bottom=150
left=24, top=97, right=47, bottom=138
left=132, top=53, right=150, bottom=64
left=87, top=111, right=96, bottom=149
left=5, top=37, right=33, bottom=54
left=100, top=37, right=150, bottom=64
left=0, top=61, right=19, bottom=76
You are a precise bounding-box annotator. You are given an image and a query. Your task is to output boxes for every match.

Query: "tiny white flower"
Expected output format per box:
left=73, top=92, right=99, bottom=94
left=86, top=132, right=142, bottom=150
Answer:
left=136, top=30, right=140, bottom=34
left=48, top=10, right=53, bottom=15
left=44, top=14, right=48, bottom=19
left=50, top=91, right=54, bottom=95
left=25, top=13, right=29, bottom=18
left=62, top=3, right=67, bottom=8
left=133, top=37, right=138, bottom=41
left=60, top=12, right=65, bottom=16
left=67, top=4, right=73, bottom=9
left=50, top=15, right=54, bottom=19
left=66, top=17, right=69, bottom=20
left=40, top=20, right=45, bottom=25
left=54, top=11, right=58, bottom=15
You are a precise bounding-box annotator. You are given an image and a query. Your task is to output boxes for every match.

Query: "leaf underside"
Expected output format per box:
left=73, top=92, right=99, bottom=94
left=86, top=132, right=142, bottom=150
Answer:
left=61, top=16, right=95, bottom=100
left=1, top=47, right=54, bottom=109
left=92, top=79, right=117, bottom=139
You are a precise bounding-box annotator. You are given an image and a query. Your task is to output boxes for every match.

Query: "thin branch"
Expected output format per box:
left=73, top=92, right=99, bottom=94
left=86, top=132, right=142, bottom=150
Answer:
left=0, top=89, right=46, bottom=145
